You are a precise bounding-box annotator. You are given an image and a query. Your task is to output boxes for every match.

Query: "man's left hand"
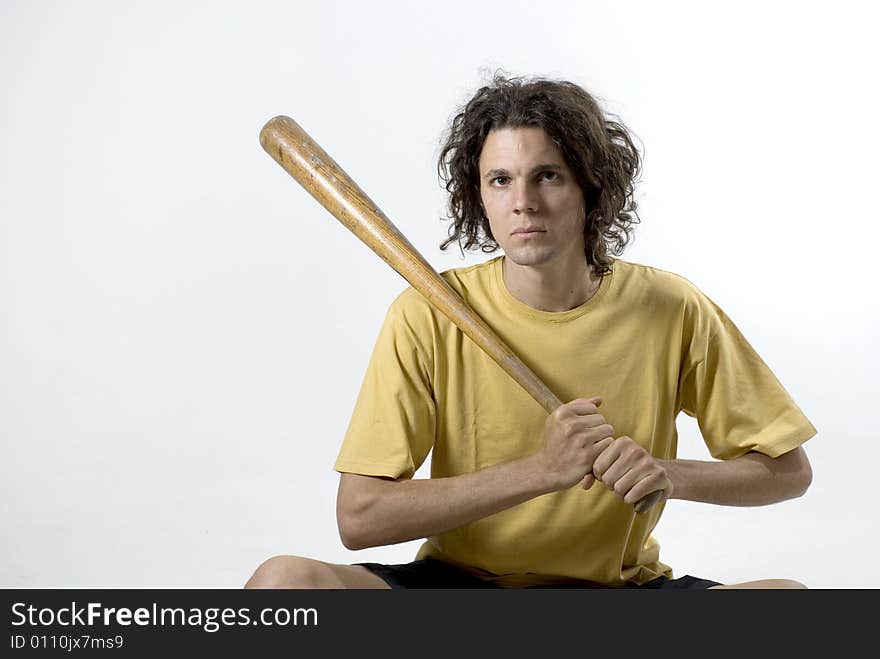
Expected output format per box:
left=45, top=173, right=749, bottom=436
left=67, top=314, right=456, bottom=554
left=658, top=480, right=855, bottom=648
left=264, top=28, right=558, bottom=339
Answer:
left=591, top=436, right=673, bottom=506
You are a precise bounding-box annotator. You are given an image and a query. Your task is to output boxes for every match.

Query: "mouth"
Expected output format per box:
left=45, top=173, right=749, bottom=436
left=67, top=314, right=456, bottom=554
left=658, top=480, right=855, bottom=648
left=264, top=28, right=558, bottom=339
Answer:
left=512, top=228, right=546, bottom=238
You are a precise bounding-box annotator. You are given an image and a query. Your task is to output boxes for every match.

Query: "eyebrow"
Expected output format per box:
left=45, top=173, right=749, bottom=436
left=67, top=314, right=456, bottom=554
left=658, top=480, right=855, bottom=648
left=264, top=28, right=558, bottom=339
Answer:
left=483, top=164, right=565, bottom=180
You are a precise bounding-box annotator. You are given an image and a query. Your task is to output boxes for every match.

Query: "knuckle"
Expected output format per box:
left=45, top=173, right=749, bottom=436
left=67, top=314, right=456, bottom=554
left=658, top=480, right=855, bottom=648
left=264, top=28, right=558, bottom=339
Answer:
left=623, top=440, right=643, bottom=456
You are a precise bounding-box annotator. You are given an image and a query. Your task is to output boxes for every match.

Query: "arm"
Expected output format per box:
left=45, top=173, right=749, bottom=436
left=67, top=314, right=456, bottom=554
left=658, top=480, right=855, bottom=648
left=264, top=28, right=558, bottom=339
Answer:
left=337, top=397, right=615, bottom=550
left=337, top=454, right=547, bottom=550
left=659, top=445, right=813, bottom=506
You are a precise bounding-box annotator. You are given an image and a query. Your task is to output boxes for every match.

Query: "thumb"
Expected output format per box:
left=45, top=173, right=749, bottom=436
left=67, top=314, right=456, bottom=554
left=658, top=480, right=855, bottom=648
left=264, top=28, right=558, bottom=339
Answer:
left=588, top=396, right=603, bottom=407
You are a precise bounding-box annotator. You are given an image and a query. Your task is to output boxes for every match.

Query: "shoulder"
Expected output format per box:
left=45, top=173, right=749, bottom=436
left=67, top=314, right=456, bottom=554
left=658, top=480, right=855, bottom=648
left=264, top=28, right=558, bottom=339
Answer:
left=387, top=257, right=497, bottom=322
left=612, top=259, right=726, bottom=342
left=615, top=260, right=743, bottom=355
left=439, top=257, right=497, bottom=290
left=612, top=258, right=713, bottom=310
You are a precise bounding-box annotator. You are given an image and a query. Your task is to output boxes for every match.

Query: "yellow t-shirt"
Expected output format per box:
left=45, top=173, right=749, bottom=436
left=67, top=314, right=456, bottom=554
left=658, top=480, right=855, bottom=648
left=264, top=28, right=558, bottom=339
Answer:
left=334, top=256, right=817, bottom=586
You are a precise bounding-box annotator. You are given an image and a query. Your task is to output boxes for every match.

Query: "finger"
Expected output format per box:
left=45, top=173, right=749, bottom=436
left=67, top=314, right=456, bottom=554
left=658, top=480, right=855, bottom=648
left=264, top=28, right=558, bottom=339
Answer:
left=623, top=473, right=667, bottom=506
left=590, top=435, right=615, bottom=454
left=571, top=416, right=613, bottom=432
left=564, top=397, right=603, bottom=415
left=590, top=419, right=612, bottom=433
left=610, top=464, right=645, bottom=497
left=581, top=472, right=595, bottom=490
left=602, top=461, right=634, bottom=491
left=591, top=438, right=622, bottom=480
left=599, top=441, right=642, bottom=485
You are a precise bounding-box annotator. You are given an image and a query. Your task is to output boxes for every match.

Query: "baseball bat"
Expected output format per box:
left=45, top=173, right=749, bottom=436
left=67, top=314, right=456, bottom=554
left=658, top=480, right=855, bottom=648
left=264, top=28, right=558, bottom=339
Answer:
left=259, top=114, right=663, bottom=514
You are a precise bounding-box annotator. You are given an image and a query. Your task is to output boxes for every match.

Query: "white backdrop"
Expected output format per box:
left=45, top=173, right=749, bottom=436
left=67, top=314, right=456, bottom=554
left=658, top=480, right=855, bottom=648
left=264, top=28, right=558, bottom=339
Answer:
left=2, top=0, right=877, bottom=588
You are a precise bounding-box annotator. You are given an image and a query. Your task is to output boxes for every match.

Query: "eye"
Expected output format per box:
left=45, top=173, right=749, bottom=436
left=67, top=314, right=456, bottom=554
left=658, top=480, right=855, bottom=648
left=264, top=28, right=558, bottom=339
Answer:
left=490, top=175, right=510, bottom=186
left=540, top=170, right=559, bottom=182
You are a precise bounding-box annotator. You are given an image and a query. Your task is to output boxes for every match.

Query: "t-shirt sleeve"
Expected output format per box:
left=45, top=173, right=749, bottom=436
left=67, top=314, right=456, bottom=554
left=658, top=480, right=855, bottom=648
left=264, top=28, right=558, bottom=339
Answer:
left=679, top=293, right=817, bottom=460
left=333, top=296, right=436, bottom=480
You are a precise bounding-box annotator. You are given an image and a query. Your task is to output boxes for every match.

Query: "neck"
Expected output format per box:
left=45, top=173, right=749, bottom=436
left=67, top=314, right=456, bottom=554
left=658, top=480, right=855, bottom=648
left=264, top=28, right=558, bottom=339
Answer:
left=501, top=253, right=600, bottom=312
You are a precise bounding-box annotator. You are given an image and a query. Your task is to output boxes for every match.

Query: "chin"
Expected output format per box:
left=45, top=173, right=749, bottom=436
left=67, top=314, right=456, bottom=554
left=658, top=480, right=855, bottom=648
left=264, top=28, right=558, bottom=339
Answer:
left=503, top=248, right=556, bottom=267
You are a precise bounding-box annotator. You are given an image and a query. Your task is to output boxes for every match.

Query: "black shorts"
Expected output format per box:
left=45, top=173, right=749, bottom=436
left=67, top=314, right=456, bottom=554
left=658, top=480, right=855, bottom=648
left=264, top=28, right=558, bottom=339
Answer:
left=356, top=557, right=722, bottom=589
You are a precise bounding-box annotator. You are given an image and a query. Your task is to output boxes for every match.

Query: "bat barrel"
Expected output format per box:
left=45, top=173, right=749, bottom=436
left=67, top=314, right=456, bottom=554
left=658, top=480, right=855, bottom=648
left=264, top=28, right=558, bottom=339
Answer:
left=259, top=115, right=561, bottom=414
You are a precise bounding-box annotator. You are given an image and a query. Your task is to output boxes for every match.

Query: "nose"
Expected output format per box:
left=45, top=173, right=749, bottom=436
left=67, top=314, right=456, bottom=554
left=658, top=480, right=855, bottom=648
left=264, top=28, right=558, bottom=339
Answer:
left=512, top=180, right=538, bottom=214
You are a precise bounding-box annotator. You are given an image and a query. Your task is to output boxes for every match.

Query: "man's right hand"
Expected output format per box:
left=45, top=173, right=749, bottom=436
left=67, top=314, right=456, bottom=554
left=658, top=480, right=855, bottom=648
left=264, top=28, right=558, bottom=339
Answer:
left=536, top=396, right=615, bottom=492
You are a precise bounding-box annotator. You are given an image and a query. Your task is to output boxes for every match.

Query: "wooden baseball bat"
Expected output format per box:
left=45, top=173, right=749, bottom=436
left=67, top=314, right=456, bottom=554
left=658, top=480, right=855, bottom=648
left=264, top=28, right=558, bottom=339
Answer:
left=259, top=114, right=663, bottom=514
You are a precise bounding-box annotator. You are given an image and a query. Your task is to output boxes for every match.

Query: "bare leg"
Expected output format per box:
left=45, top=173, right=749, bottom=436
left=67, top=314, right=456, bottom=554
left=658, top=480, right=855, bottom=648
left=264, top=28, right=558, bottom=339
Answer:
left=244, top=555, right=391, bottom=589
left=709, top=579, right=807, bottom=589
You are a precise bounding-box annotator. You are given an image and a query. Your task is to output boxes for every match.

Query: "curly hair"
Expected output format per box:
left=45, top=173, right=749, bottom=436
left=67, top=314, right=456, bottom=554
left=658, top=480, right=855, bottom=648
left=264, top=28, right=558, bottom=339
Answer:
left=438, top=72, right=642, bottom=277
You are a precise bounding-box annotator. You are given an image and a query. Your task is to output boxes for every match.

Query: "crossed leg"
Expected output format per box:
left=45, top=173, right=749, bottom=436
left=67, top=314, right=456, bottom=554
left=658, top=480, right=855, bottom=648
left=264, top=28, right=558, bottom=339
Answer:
left=244, top=556, right=806, bottom=589
left=244, top=555, right=391, bottom=589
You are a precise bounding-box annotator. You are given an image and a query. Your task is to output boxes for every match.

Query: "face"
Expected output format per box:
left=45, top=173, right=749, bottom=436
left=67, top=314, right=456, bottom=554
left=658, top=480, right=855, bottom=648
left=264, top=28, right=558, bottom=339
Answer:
left=478, top=127, right=586, bottom=268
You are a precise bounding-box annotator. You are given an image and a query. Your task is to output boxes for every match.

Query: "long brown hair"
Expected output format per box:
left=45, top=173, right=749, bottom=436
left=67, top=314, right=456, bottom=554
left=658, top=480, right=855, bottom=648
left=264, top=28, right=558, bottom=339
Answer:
left=438, top=72, right=642, bottom=277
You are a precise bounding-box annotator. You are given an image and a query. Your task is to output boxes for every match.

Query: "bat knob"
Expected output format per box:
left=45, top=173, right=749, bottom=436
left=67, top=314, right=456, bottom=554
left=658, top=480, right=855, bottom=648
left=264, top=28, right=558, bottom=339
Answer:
left=634, top=489, right=665, bottom=514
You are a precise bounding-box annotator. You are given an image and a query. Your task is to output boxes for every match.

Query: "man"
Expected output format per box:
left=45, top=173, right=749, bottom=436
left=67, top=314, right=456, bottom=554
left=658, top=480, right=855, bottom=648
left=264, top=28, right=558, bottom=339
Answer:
left=245, top=74, right=816, bottom=589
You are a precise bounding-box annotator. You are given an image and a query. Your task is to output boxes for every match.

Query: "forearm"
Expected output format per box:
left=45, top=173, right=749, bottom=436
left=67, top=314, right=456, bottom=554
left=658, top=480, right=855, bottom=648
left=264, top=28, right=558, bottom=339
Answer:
left=659, top=448, right=812, bottom=506
left=337, top=454, right=551, bottom=550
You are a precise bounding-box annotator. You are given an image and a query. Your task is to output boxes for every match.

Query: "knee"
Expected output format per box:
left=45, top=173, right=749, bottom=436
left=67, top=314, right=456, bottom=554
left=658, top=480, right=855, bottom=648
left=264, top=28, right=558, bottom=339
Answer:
left=772, top=579, right=808, bottom=589
left=244, top=555, right=338, bottom=589
left=712, top=578, right=809, bottom=590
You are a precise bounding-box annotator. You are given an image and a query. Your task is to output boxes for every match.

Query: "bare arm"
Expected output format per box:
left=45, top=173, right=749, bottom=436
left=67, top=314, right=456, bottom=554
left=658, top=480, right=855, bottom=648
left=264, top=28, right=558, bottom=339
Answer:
left=337, top=397, right=614, bottom=550
left=337, top=454, right=548, bottom=550
left=658, top=446, right=813, bottom=506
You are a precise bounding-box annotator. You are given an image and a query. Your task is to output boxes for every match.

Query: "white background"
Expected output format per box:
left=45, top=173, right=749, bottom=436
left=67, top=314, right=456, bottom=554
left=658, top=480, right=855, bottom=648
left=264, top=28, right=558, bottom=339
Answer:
left=2, top=0, right=877, bottom=588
